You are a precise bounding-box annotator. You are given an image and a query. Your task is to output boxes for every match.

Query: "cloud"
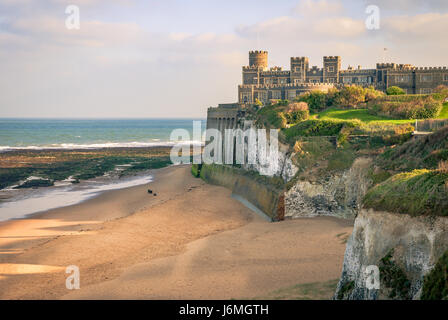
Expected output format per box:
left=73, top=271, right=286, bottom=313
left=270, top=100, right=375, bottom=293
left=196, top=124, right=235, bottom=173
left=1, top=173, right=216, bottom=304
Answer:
left=383, top=12, right=448, bottom=41
left=236, top=15, right=365, bottom=41
left=0, top=0, right=134, bottom=6
left=0, top=0, right=447, bottom=118
left=363, top=0, right=448, bottom=12
left=294, top=0, right=344, bottom=16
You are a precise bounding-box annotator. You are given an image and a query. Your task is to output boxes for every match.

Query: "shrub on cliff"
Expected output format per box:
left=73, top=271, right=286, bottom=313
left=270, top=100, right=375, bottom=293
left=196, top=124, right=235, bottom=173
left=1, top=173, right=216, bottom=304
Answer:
left=297, top=90, right=328, bottom=111
left=433, top=85, right=448, bottom=102
left=378, top=125, right=448, bottom=171
left=367, top=95, right=442, bottom=119
left=298, top=86, right=384, bottom=110
left=386, top=86, right=406, bottom=95
left=256, top=102, right=309, bottom=129
left=256, top=104, right=288, bottom=128
left=379, top=249, right=411, bottom=300
left=364, top=86, right=385, bottom=102
left=284, top=102, right=309, bottom=124
left=363, top=169, right=448, bottom=216
left=333, top=85, right=369, bottom=108
left=421, top=250, right=448, bottom=300
left=284, top=119, right=361, bottom=142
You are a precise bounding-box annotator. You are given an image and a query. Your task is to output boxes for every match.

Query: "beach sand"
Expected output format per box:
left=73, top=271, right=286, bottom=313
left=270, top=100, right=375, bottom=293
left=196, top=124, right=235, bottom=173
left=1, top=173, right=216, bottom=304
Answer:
left=0, top=165, right=353, bottom=299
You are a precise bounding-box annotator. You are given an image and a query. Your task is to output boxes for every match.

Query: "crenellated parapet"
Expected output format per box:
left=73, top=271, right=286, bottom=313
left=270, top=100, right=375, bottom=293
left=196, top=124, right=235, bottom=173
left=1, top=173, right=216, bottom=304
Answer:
left=291, top=57, right=309, bottom=62
left=249, top=50, right=268, bottom=70
left=238, top=82, right=335, bottom=89
left=416, top=66, right=447, bottom=70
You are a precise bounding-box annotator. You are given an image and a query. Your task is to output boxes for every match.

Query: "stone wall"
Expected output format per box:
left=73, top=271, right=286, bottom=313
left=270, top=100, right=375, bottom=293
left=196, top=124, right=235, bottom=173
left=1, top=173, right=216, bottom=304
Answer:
left=199, top=164, right=284, bottom=221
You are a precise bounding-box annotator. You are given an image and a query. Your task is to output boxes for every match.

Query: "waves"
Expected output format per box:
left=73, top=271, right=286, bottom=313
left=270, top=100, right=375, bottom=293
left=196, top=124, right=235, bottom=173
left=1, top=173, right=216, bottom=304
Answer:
left=0, top=140, right=204, bottom=152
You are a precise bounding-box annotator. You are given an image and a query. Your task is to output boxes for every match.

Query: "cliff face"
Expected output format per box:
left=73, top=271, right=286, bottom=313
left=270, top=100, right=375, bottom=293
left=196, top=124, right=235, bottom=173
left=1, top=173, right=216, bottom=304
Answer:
left=241, top=135, right=298, bottom=182
left=335, top=209, right=448, bottom=300
left=285, top=158, right=372, bottom=219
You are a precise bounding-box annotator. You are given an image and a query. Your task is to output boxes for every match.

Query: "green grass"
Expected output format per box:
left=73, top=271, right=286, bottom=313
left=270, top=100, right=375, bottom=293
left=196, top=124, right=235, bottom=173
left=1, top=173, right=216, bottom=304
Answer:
left=378, top=125, right=448, bottom=171
left=363, top=169, right=448, bottom=216
left=316, top=107, right=413, bottom=124
left=436, top=102, right=448, bottom=119
left=283, top=119, right=360, bottom=141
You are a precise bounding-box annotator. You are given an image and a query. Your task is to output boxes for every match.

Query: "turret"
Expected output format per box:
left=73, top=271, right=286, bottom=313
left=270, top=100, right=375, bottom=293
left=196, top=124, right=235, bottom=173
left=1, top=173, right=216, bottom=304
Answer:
left=249, top=50, right=268, bottom=70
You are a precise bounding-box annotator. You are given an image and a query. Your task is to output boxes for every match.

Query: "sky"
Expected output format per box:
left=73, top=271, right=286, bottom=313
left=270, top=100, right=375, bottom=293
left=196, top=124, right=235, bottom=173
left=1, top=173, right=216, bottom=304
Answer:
left=0, top=0, right=448, bottom=118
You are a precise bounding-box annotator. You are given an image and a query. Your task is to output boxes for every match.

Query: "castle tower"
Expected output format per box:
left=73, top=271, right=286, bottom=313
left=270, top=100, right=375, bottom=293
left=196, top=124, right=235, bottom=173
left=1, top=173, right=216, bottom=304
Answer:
left=249, top=50, right=268, bottom=70
left=290, top=57, right=309, bottom=83
left=323, top=56, right=341, bottom=83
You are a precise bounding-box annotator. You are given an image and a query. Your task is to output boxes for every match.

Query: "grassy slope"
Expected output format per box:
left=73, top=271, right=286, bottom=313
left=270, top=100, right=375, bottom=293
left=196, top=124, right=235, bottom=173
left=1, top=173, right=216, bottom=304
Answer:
left=314, top=102, right=448, bottom=124
left=364, top=126, right=448, bottom=216
left=378, top=125, right=448, bottom=171
left=363, top=169, right=448, bottom=216
left=437, top=102, right=448, bottom=119
left=315, top=107, right=413, bottom=124
left=308, top=104, right=448, bottom=216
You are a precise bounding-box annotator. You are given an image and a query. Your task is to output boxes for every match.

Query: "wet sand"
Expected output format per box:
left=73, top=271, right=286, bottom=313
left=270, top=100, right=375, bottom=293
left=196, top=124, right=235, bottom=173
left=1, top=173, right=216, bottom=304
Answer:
left=0, top=165, right=352, bottom=299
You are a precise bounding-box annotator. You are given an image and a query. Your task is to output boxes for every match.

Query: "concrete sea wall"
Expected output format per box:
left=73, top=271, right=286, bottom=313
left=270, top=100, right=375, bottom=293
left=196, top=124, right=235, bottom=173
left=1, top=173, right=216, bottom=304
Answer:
left=199, top=164, right=284, bottom=221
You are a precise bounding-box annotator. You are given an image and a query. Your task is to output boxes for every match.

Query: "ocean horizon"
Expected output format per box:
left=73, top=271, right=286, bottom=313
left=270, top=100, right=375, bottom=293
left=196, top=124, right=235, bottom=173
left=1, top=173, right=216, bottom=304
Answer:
left=0, top=118, right=206, bottom=151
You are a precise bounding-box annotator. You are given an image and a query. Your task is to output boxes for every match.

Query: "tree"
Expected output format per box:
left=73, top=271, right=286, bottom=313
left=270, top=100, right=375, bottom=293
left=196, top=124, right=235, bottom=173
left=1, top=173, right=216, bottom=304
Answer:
left=298, top=90, right=327, bottom=111
left=386, top=86, right=406, bottom=95
left=333, top=85, right=366, bottom=108
left=433, top=85, right=448, bottom=101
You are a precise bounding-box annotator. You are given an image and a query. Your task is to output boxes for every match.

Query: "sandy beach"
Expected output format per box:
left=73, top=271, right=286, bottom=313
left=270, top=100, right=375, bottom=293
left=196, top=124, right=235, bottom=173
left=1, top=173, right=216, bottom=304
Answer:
left=0, top=165, right=353, bottom=300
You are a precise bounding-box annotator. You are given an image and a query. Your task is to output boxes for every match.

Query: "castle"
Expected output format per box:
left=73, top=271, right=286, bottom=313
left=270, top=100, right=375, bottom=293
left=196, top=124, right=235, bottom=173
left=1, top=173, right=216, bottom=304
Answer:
left=206, top=50, right=448, bottom=161
left=238, top=50, right=448, bottom=104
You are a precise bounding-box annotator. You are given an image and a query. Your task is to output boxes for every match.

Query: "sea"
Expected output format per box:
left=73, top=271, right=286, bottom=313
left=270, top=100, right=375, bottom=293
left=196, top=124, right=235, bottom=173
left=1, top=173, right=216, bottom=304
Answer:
left=0, top=118, right=205, bottom=151
left=0, top=118, right=205, bottom=221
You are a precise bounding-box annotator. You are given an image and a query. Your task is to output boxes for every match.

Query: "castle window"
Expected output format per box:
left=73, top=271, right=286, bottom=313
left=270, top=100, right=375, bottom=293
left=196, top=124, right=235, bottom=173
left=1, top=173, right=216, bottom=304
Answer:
left=240, top=93, right=252, bottom=103
left=294, top=66, right=301, bottom=72
left=257, top=91, right=268, bottom=102
left=343, top=77, right=353, bottom=83
left=271, top=91, right=281, bottom=99
left=395, top=75, right=410, bottom=83
left=328, top=66, right=335, bottom=72
left=355, top=76, right=368, bottom=83
left=287, top=90, right=296, bottom=99
left=264, top=78, right=273, bottom=85
left=294, top=79, right=302, bottom=85
left=279, top=78, right=287, bottom=84
left=444, top=74, right=448, bottom=81
left=421, top=74, right=433, bottom=82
